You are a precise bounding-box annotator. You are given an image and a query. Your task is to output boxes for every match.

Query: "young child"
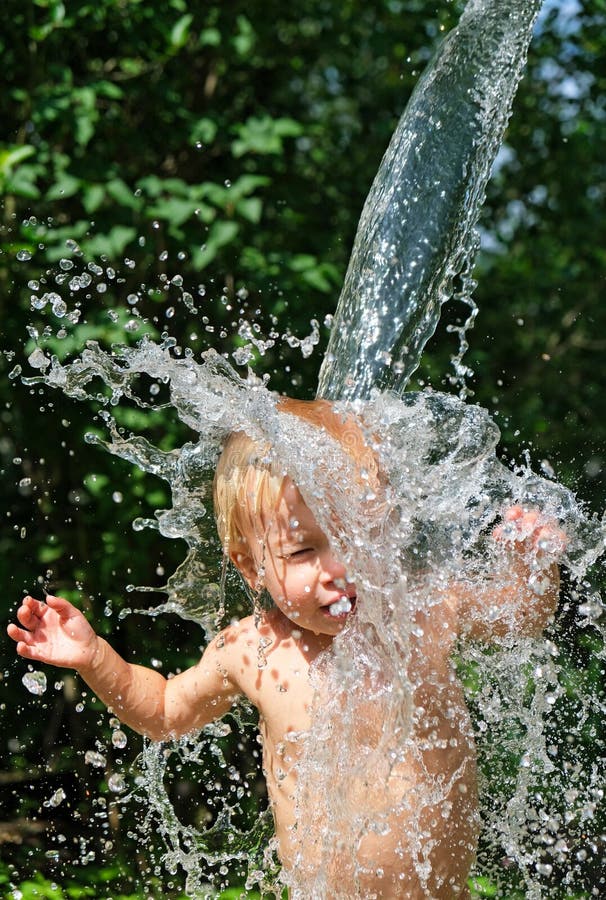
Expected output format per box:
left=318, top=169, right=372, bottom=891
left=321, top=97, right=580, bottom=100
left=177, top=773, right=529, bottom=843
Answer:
left=7, top=398, right=564, bottom=899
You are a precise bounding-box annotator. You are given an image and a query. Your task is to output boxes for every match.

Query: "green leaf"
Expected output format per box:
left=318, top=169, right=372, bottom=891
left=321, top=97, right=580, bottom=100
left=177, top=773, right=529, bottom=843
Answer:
left=4, top=166, right=41, bottom=199
left=106, top=177, right=139, bottom=209
left=232, top=15, right=255, bottom=56
left=229, top=173, right=271, bottom=197
left=301, top=267, right=333, bottom=292
left=288, top=255, right=338, bottom=292
left=199, top=27, right=221, bottom=47
left=170, top=13, right=193, bottom=48
left=46, top=172, right=81, bottom=201
left=192, top=219, right=239, bottom=269
left=136, top=175, right=165, bottom=198
left=147, top=197, right=201, bottom=227
left=236, top=196, right=263, bottom=224
left=83, top=473, right=110, bottom=496
left=82, top=184, right=105, bottom=213
left=159, top=177, right=192, bottom=197
left=0, top=143, right=35, bottom=174
left=232, top=115, right=303, bottom=157
left=38, top=543, right=65, bottom=563
left=289, top=253, right=317, bottom=272
left=190, top=117, right=218, bottom=146
left=94, top=79, right=124, bottom=100
left=83, top=225, right=137, bottom=257
left=75, top=113, right=96, bottom=147
left=469, top=875, right=498, bottom=897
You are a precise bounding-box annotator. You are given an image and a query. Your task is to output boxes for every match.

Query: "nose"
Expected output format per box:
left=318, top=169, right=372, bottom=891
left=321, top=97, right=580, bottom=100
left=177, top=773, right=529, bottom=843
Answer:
left=318, top=548, right=348, bottom=584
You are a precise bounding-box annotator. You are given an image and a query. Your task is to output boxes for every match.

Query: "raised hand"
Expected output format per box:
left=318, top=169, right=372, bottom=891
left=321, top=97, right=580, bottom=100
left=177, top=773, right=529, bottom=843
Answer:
left=493, top=505, right=567, bottom=561
left=7, top=595, right=99, bottom=671
left=492, top=504, right=567, bottom=604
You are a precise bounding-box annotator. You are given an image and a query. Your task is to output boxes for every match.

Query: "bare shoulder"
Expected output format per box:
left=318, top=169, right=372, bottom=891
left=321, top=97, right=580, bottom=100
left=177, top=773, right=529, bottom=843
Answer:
left=206, top=613, right=278, bottom=682
left=211, top=613, right=272, bottom=649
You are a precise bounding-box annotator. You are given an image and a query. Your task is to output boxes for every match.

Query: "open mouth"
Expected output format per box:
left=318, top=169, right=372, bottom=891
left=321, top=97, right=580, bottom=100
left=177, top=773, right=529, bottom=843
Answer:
left=327, top=595, right=356, bottom=618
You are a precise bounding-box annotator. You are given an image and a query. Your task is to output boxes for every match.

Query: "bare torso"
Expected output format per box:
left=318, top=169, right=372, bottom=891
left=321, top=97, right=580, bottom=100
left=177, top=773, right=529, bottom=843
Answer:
left=217, top=597, right=479, bottom=899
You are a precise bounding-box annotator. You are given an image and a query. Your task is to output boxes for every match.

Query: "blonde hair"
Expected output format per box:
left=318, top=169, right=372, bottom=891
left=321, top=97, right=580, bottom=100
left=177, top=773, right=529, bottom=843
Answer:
left=212, top=398, right=378, bottom=556
left=213, top=429, right=283, bottom=554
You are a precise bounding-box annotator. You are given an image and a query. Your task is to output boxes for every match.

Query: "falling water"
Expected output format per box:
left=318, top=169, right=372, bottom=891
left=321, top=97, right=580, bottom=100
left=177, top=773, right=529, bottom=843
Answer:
left=13, top=0, right=606, bottom=897
left=317, top=0, right=543, bottom=400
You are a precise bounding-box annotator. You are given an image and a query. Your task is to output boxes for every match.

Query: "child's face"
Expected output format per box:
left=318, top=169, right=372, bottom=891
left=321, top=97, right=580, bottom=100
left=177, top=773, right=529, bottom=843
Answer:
left=237, top=478, right=357, bottom=636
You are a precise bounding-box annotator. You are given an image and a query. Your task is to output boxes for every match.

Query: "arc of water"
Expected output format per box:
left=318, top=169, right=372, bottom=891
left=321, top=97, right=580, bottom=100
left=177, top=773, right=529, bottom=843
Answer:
left=316, top=0, right=543, bottom=403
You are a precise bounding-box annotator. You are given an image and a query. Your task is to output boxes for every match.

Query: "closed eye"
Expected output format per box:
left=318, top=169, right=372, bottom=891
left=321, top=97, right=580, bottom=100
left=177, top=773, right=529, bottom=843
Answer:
left=284, top=548, right=313, bottom=559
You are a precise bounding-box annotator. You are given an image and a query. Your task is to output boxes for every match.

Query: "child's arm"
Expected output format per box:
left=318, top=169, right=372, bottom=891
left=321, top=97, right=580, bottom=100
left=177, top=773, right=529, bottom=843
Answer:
left=455, top=506, right=565, bottom=642
left=7, top=595, right=241, bottom=741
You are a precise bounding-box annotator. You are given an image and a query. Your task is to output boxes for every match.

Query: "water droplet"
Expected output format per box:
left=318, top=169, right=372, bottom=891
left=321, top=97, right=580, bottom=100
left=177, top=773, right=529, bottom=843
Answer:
left=84, top=750, right=106, bottom=768
left=30, top=294, right=48, bottom=310
left=112, top=491, right=123, bottom=503
left=51, top=296, right=68, bottom=318
left=111, top=729, right=127, bottom=749
left=27, top=348, right=50, bottom=370
left=232, top=345, right=255, bottom=366
left=22, top=670, right=47, bottom=695
left=108, top=772, right=127, bottom=793
left=45, top=788, right=66, bottom=807
left=16, top=249, right=32, bottom=261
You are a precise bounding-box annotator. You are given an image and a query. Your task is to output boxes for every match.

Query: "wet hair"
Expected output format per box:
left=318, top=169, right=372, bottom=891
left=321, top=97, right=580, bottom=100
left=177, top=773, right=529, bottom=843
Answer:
left=212, top=429, right=283, bottom=556
left=212, top=397, right=378, bottom=559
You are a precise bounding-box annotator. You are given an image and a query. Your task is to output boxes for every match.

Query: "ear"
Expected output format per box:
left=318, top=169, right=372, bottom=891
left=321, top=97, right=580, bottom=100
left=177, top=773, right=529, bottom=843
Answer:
left=229, top=548, right=259, bottom=589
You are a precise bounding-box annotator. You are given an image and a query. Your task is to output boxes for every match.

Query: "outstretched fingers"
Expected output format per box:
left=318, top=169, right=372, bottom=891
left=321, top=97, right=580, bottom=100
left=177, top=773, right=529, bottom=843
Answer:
left=494, top=506, right=567, bottom=560
left=6, top=623, right=38, bottom=659
left=45, top=595, right=78, bottom=618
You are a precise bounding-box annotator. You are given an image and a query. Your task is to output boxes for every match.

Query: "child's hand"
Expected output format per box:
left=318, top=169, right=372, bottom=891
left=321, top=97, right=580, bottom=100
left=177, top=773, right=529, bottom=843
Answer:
left=7, top=595, right=99, bottom=671
left=493, top=505, right=567, bottom=561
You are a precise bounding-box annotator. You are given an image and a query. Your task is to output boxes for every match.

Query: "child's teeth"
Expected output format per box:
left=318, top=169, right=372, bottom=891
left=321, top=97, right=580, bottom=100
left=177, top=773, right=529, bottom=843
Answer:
left=329, top=597, right=352, bottom=617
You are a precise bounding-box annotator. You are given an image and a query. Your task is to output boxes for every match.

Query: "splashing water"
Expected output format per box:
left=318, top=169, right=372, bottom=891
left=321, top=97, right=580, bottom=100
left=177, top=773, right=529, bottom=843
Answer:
left=22, top=670, right=47, bottom=696
left=14, top=0, right=606, bottom=897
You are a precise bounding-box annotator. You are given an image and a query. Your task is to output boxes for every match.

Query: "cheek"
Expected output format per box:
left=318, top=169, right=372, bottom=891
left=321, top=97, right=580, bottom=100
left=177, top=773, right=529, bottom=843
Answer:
left=289, top=571, right=316, bottom=600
